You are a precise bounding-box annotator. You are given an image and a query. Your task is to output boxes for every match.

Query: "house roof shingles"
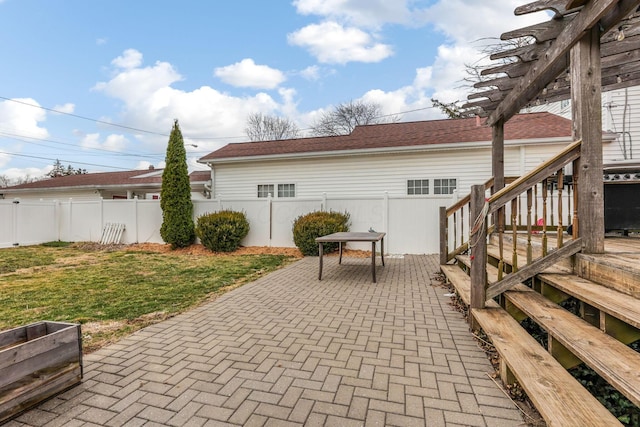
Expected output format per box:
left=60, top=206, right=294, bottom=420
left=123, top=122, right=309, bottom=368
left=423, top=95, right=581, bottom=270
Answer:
left=2, top=169, right=210, bottom=191
left=199, top=112, right=573, bottom=163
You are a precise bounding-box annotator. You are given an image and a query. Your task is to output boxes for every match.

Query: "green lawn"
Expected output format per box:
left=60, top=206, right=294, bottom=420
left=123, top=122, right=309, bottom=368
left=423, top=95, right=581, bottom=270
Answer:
left=0, top=243, right=294, bottom=352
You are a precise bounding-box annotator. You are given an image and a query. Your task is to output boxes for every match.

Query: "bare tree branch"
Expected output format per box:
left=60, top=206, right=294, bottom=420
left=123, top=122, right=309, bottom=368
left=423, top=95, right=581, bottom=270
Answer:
left=310, top=100, right=389, bottom=136
left=245, top=113, right=300, bottom=141
left=432, top=37, right=536, bottom=118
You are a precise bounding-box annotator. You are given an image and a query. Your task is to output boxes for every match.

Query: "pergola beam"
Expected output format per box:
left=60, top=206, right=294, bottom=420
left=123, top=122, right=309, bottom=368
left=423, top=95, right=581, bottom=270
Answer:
left=487, top=0, right=620, bottom=126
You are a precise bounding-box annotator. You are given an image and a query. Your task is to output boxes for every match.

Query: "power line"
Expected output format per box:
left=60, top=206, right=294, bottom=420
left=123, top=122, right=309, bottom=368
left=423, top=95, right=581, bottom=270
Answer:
left=0, top=96, right=170, bottom=137
left=1, top=95, right=440, bottom=140
left=0, top=130, right=161, bottom=159
left=0, top=96, right=248, bottom=141
left=1, top=152, right=133, bottom=170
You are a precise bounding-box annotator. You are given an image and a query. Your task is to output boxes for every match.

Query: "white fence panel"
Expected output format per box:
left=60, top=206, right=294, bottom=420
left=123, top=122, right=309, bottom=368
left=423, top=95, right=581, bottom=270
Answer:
left=1, top=194, right=453, bottom=254
left=271, top=199, right=322, bottom=247
left=0, top=202, right=16, bottom=247
left=389, top=197, right=447, bottom=254
left=326, top=197, right=386, bottom=251
left=196, top=199, right=271, bottom=247
left=102, top=200, right=137, bottom=244
left=136, top=200, right=163, bottom=243
left=17, top=201, right=58, bottom=246
left=0, top=200, right=58, bottom=248
left=64, top=200, right=102, bottom=242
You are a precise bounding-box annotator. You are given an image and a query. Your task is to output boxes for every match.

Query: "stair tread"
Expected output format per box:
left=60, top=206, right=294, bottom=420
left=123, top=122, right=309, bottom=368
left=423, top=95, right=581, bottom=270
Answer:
left=441, top=264, right=500, bottom=309
left=538, top=272, right=640, bottom=330
left=579, top=252, right=640, bottom=271
left=505, top=285, right=640, bottom=407
left=440, top=265, right=471, bottom=306
left=473, top=307, right=621, bottom=427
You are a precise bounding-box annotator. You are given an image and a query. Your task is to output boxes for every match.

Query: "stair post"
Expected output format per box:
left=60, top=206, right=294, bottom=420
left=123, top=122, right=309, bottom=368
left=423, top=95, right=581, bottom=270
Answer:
left=571, top=26, right=604, bottom=253
left=439, top=206, right=448, bottom=265
left=470, top=185, right=487, bottom=329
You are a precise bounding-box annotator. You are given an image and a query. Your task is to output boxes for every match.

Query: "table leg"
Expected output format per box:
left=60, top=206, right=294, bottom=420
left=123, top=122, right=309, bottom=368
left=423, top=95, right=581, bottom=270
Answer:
left=371, top=241, right=376, bottom=283
left=339, top=242, right=343, bottom=265
left=381, top=237, right=385, bottom=266
left=318, top=243, right=323, bottom=280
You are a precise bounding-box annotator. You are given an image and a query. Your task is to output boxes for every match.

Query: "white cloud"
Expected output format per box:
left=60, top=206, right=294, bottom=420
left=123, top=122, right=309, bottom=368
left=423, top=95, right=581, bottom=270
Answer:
left=135, top=160, right=164, bottom=170
left=343, top=1, right=550, bottom=122
left=288, top=21, right=392, bottom=64
left=421, top=0, right=549, bottom=44
left=111, top=48, right=143, bottom=70
left=0, top=98, right=49, bottom=140
left=96, top=38, right=108, bottom=46
left=80, top=133, right=128, bottom=151
left=1, top=166, right=53, bottom=181
left=293, top=0, right=416, bottom=28
left=0, top=151, right=11, bottom=169
left=214, top=59, right=286, bottom=89
left=52, top=103, right=75, bottom=114
left=93, top=51, right=302, bottom=156
left=300, top=65, right=320, bottom=81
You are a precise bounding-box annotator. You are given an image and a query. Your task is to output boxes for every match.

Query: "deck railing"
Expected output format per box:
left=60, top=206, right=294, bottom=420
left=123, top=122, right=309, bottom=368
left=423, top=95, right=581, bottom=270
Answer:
left=440, top=139, right=584, bottom=306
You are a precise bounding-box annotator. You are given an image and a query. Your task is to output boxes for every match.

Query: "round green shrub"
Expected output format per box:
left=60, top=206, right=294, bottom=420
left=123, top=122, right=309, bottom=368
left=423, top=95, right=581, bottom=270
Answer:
left=196, top=210, right=250, bottom=252
left=292, top=210, right=350, bottom=256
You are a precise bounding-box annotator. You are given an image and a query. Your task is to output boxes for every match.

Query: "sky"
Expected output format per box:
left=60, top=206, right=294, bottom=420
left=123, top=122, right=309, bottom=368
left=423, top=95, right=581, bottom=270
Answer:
left=0, top=0, right=548, bottom=181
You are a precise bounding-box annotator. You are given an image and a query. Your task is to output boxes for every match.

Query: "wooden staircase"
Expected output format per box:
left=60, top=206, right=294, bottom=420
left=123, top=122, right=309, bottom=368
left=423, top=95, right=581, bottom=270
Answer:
left=442, top=235, right=640, bottom=426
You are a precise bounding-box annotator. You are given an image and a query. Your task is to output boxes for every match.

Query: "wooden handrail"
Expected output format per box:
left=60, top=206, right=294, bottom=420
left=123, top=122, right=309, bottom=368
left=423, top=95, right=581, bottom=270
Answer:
left=488, top=139, right=582, bottom=214
left=446, top=177, right=494, bottom=217
left=446, top=176, right=519, bottom=217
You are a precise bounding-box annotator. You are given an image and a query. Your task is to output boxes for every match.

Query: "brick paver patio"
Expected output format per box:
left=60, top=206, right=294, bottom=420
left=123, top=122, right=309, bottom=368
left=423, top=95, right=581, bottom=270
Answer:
left=5, top=255, right=525, bottom=426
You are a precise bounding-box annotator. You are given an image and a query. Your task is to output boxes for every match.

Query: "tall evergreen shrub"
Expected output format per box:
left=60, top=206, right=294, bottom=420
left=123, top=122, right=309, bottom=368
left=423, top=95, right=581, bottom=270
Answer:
left=160, top=119, right=195, bottom=248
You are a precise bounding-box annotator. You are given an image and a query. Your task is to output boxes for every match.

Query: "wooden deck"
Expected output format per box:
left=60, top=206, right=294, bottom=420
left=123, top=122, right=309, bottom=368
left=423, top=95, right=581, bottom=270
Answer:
left=441, top=233, right=640, bottom=427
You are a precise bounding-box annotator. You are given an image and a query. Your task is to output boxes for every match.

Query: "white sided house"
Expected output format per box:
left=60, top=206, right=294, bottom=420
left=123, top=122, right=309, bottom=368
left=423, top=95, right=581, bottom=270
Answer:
left=0, top=113, right=623, bottom=253
left=527, top=85, right=640, bottom=164
left=0, top=168, right=212, bottom=201
left=199, top=112, right=618, bottom=200
left=196, top=112, right=618, bottom=253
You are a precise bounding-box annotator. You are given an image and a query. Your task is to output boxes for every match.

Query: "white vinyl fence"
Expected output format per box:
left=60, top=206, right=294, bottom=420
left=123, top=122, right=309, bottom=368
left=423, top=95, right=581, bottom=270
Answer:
left=0, top=193, right=455, bottom=254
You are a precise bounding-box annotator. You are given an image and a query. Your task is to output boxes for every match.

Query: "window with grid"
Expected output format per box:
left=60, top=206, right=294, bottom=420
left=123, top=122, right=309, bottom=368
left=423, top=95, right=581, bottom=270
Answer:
left=278, top=183, right=296, bottom=198
left=407, top=179, right=429, bottom=195
left=257, top=184, right=274, bottom=198
left=434, top=178, right=457, bottom=195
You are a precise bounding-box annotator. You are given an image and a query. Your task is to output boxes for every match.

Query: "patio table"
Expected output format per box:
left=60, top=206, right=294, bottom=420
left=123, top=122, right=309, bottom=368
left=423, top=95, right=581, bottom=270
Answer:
left=316, top=232, right=386, bottom=283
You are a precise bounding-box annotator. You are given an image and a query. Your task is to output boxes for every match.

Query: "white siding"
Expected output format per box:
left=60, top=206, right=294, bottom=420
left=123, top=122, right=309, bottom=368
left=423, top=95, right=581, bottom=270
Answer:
left=212, top=141, right=581, bottom=200
left=603, top=86, right=640, bottom=163
left=528, top=85, right=640, bottom=164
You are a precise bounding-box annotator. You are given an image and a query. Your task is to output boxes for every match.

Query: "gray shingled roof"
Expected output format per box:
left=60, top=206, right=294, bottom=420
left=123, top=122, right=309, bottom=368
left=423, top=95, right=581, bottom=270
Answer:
left=199, top=112, right=573, bottom=163
left=2, top=169, right=210, bottom=191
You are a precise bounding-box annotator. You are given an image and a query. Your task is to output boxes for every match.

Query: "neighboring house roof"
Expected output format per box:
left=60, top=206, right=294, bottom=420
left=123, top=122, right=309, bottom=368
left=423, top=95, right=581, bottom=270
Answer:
left=199, top=112, right=576, bottom=164
left=1, top=168, right=210, bottom=193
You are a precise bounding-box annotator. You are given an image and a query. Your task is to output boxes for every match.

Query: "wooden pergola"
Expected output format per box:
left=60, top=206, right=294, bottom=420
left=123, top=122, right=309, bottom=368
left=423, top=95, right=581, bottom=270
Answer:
left=464, top=0, right=640, bottom=254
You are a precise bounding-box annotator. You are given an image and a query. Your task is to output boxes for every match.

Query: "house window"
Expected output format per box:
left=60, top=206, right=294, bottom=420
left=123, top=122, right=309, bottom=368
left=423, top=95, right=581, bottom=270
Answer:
left=434, top=178, right=457, bottom=195
left=407, top=179, right=429, bottom=195
left=278, top=183, right=296, bottom=198
left=257, top=184, right=274, bottom=198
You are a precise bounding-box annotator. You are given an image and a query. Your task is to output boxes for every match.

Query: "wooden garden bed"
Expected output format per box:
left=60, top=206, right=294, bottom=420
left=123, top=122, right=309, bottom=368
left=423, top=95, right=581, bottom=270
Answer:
left=0, top=321, right=83, bottom=424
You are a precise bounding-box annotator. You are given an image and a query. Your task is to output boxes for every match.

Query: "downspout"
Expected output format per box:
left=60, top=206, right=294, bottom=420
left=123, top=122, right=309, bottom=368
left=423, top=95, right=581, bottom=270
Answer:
left=205, top=165, right=215, bottom=199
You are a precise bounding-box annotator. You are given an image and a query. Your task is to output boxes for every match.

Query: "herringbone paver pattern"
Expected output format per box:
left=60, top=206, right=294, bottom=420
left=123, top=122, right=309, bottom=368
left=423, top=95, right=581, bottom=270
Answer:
left=6, top=255, right=524, bottom=426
